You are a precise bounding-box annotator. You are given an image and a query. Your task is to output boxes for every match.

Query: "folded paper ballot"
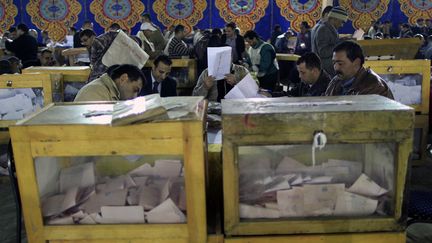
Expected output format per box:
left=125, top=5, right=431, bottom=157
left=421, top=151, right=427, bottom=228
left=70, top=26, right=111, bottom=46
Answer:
left=239, top=204, right=280, bottom=219
left=303, top=184, right=345, bottom=216
left=100, top=206, right=145, bottom=224
left=154, top=160, right=182, bottom=178
left=334, top=191, right=378, bottom=216
left=146, top=198, right=186, bottom=223
left=224, top=73, right=263, bottom=99
left=277, top=187, right=304, bottom=217
left=129, top=163, right=153, bottom=177
left=0, top=88, right=44, bottom=120
left=60, top=163, right=95, bottom=193
left=111, top=94, right=167, bottom=126
left=348, top=173, right=388, bottom=197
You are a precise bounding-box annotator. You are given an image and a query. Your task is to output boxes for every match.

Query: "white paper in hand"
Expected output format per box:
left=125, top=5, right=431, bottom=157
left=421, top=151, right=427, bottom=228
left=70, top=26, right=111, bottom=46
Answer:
left=224, top=73, right=259, bottom=99
left=207, top=47, right=232, bottom=80
left=102, top=30, right=149, bottom=69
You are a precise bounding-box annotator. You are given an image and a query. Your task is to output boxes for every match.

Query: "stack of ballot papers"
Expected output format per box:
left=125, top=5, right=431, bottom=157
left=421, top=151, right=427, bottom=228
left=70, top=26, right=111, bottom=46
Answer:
left=41, top=159, right=187, bottom=225
left=382, top=74, right=422, bottom=105
left=0, top=88, right=44, bottom=120
left=238, top=155, right=391, bottom=219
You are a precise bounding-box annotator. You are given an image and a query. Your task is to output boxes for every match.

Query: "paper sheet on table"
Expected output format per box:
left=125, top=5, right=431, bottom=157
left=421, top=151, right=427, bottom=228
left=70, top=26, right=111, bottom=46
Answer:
left=100, top=206, right=145, bottom=224
left=334, top=191, right=378, bottom=216
left=239, top=203, right=280, bottom=219
left=277, top=187, right=304, bottom=217
left=303, top=184, right=345, bottom=216
left=102, top=30, right=149, bottom=69
left=224, top=73, right=260, bottom=99
left=348, top=173, right=388, bottom=197
left=207, top=46, right=232, bottom=80
left=146, top=198, right=186, bottom=223
left=352, top=29, right=365, bottom=40
left=59, top=163, right=95, bottom=193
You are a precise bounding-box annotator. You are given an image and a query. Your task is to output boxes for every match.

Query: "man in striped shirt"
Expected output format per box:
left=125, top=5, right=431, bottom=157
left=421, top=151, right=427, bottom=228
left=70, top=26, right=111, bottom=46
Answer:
left=167, top=25, right=192, bottom=58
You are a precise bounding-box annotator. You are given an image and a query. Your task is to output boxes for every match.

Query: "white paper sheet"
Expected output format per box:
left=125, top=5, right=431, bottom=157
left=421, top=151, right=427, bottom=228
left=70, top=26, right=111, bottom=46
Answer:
left=153, top=160, right=182, bottom=178
left=207, top=46, right=232, bottom=80
left=334, top=191, right=378, bottom=216
left=102, top=30, right=149, bottom=69
left=146, top=198, right=187, bottom=223
left=129, top=163, right=153, bottom=177
left=224, top=73, right=260, bottom=99
left=239, top=204, right=280, bottom=219
left=277, top=187, right=304, bottom=217
left=100, top=206, right=145, bottom=224
left=303, top=184, right=345, bottom=216
left=59, top=163, right=95, bottom=193
left=348, top=173, right=388, bottom=197
left=352, top=29, right=365, bottom=40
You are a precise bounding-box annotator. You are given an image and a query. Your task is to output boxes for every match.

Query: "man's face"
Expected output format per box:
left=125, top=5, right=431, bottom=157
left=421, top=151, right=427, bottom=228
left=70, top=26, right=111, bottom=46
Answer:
left=177, top=30, right=185, bottom=39
left=117, top=74, right=143, bottom=100
left=245, top=37, right=257, bottom=47
left=225, top=27, right=235, bottom=38
left=297, top=63, right=318, bottom=85
left=333, top=18, right=345, bottom=29
left=40, top=52, right=54, bottom=66
left=80, top=35, right=94, bottom=48
left=83, top=23, right=93, bottom=30
left=333, top=51, right=360, bottom=80
left=152, top=62, right=171, bottom=82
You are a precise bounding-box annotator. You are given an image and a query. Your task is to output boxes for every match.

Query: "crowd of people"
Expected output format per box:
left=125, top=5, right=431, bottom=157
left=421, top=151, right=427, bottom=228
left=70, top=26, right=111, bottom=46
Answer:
left=0, top=6, right=430, bottom=103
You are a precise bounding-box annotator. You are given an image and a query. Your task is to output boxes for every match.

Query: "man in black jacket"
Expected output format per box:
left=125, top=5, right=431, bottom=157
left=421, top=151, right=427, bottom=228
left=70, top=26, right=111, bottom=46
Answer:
left=139, top=54, right=177, bottom=97
left=292, top=52, right=331, bottom=96
left=5, top=24, right=38, bottom=68
left=221, top=22, right=245, bottom=64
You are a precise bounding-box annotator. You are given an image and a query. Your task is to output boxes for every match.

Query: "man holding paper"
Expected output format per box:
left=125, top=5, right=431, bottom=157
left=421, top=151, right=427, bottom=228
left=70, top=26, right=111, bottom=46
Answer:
left=192, top=45, right=249, bottom=101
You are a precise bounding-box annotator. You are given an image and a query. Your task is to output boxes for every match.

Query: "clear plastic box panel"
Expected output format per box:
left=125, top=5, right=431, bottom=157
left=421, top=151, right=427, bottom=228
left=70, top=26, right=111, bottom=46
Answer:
left=381, top=73, right=422, bottom=105
left=35, top=155, right=187, bottom=225
left=63, top=82, right=86, bottom=102
left=0, top=88, right=44, bottom=120
left=237, top=143, right=395, bottom=221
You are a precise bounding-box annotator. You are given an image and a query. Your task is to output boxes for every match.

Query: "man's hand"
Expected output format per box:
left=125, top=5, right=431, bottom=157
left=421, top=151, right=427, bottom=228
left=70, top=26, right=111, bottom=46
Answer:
left=204, top=75, right=216, bottom=90
left=224, top=73, right=237, bottom=86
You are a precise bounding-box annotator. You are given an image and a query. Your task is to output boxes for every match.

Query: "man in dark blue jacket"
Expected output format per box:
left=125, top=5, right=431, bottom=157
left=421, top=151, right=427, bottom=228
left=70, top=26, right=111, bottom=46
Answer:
left=5, top=24, right=38, bottom=68
left=139, top=54, right=177, bottom=97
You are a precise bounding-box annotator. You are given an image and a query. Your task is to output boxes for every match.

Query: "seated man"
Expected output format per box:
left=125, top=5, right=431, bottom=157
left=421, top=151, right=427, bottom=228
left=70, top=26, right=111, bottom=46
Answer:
left=74, top=64, right=144, bottom=102
left=192, top=50, right=249, bottom=102
left=139, top=54, right=177, bottom=97
left=166, top=24, right=192, bottom=57
left=325, top=41, right=393, bottom=99
left=39, top=48, right=57, bottom=66
left=291, top=52, right=330, bottom=96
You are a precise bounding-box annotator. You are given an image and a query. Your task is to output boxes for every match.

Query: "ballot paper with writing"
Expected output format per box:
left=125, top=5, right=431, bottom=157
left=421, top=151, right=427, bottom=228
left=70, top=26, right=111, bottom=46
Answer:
left=224, top=73, right=262, bottom=99
left=207, top=46, right=232, bottom=80
left=102, top=30, right=149, bottom=69
left=352, top=29, right=365, bottom=40
left=111, top=94, right=167, bottom=126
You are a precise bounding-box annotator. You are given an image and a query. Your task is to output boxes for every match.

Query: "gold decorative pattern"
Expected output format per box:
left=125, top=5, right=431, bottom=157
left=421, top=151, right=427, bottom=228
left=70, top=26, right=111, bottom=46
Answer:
left=340, top=0, right=390, bottom=31
left=0, top=0, right=18, bottom=35
left=399, top=0, right=432, bottom=25
left=275, top=0, right=321, bottom=32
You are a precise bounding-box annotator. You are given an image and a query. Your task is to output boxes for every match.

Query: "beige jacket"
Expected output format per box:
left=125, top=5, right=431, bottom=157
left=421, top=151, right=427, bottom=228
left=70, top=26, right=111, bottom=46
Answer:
left=74, top=73, right=120, bottom=102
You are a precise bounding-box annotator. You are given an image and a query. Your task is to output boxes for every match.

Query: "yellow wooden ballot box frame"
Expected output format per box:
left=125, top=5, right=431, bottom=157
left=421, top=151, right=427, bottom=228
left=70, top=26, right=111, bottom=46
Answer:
left=358, top=38, right=422, bottom=60
left=0, top=73, right=53, bottom=143
left=9, top=99, right=207, bottom=243
left=222, top=95, right=413, bottom=237
left=23, top=66, right=91, bottom=101
left=364, top=60, right=431, bottom=114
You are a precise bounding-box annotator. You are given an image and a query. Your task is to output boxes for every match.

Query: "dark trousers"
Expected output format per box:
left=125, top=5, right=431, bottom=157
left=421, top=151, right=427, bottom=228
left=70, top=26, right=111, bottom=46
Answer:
left=258, top=70, right=279, bottom=91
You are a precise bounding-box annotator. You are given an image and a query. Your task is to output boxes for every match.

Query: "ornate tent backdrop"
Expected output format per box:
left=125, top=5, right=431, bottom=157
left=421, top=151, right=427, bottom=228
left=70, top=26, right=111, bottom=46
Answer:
left=399, top=0, right=432, bottom=25
left=339, top=0, right=390, bottom=32
left=26, top=0, right=81, bottom=42
left=214, top=0, right=269, bottom=34
left=6, top=0, right=431, bottom=43
left=153, top=0, right=207, bottom=33
left=89, top=0, right=144, bottom=32
left=0, top=0, right=18, bottom=35
left=275, top=0, right=322, bottom=33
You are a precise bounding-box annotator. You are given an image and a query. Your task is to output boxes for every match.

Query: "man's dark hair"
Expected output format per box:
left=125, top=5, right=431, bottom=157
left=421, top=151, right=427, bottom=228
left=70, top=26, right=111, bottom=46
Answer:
left=243, top=30, right=259, bottom=40
left=109, top=64, right=146, bottom=84
left=154, top=54, right=172, bottom=67
left=174, top=24, right=185, bottom=34
left=0, top=60, right=13, bottom=75
left=109, top=23, right=121, bottom=30
left=296, top=52, right=321, bottom=70
left=322, top=6, right=333, bottom=18
left=8, top=27, right=16, bottom=33
left=301, top=21, right=310, bottom=29
left=40, top=48, right=53, bottom=55
left=7, top=56, right=20, bottom=64
left=384, top=20, right=391, bottom=24
left=211, top=28, right=222, bottom=36
left=17, top=24, right=29, bottom=33
left=226, top=22, right=236, bottom=29
left=417, top=18, right=424, bottom=23
left=333, top=41, right=365, bottom=65
left=402, top=23, right=411, bottom=29
left=141, top=13, right=151, bottom=21
left=79, top=29, right=96, bottom=39
left=83, top=20, right=92, bottom=26
left=69, top=27, right=77, bottom=32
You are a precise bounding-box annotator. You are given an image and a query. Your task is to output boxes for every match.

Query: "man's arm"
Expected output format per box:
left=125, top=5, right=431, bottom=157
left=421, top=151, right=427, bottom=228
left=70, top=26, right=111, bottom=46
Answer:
left=74, top=84, right=113, bottom=102
left=315, top=27, right=336, bottom=59
left=192, top=69, right=217, bottom=101
left=258, top=45, right=275, bottom=74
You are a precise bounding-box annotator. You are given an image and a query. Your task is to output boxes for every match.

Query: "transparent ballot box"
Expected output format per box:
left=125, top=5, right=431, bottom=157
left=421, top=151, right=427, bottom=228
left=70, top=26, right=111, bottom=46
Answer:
left=364, top=60, right=430, bottom=114
left=9, top=97, right=207, bottom=243
left=23, top=66, right=91, bottom=102
left=222, top=95, right=414, bottom=236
